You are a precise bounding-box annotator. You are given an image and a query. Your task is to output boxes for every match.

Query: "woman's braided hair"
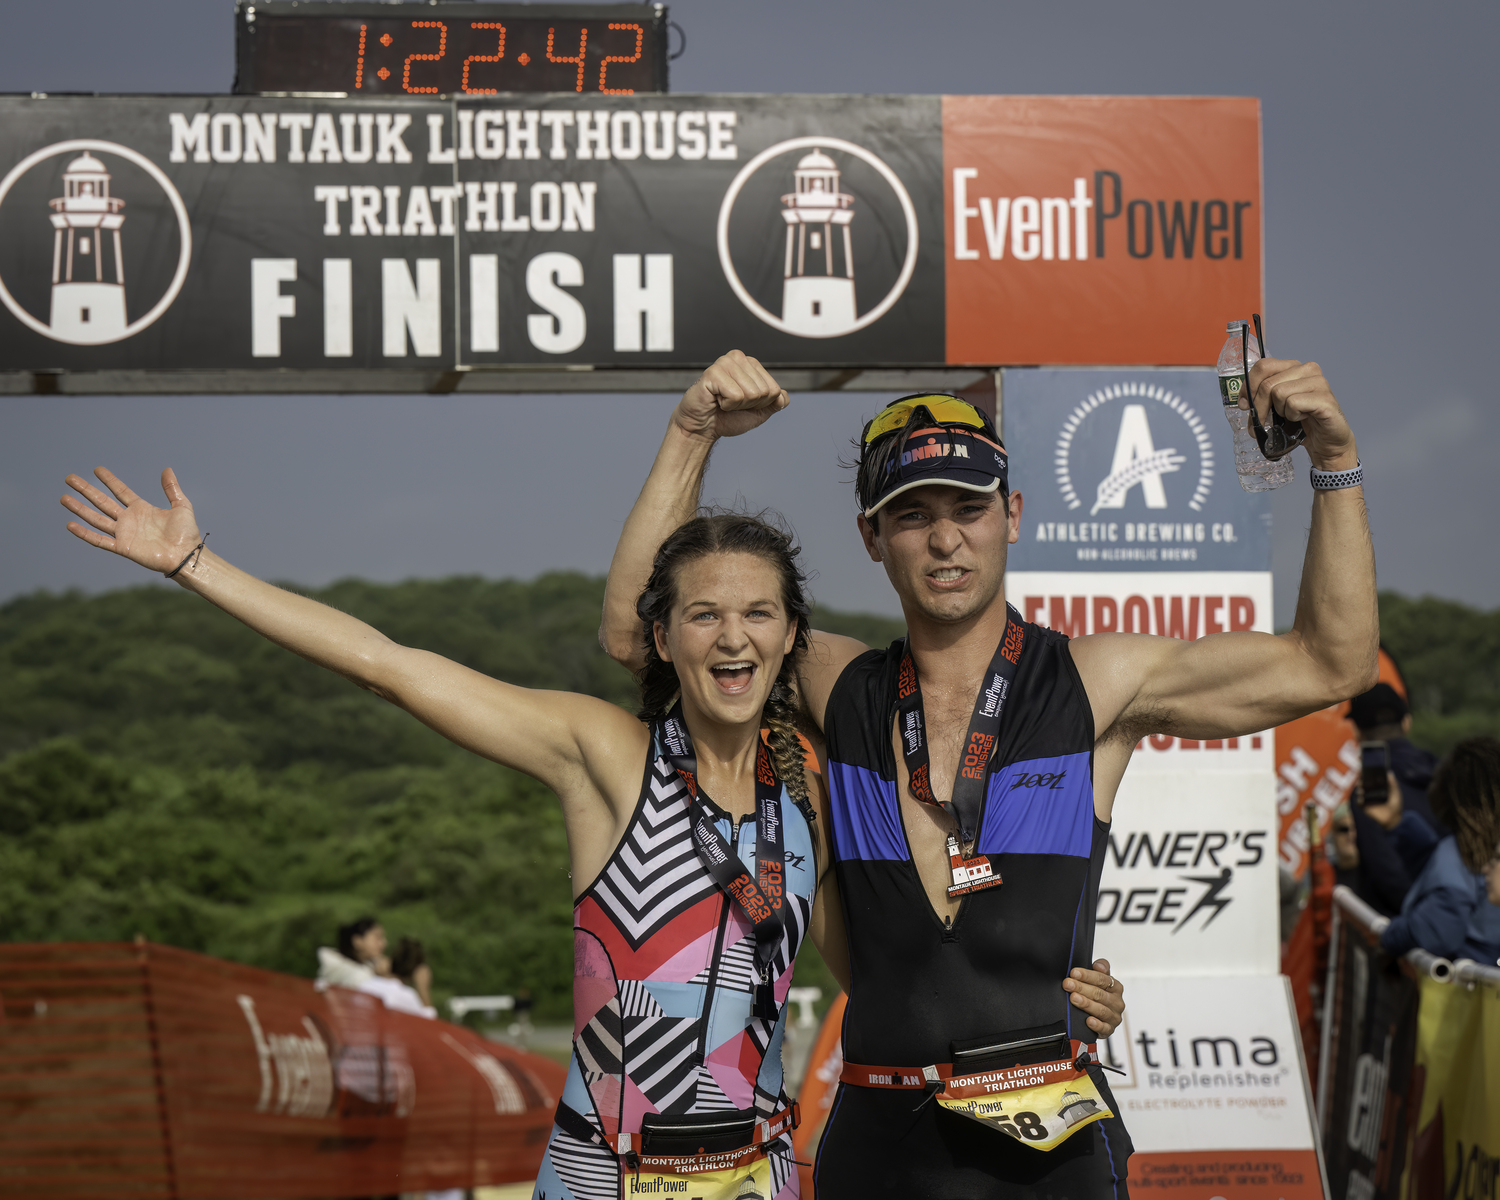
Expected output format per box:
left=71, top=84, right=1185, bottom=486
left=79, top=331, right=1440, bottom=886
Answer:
left=635, top=512, right=813, bottom=809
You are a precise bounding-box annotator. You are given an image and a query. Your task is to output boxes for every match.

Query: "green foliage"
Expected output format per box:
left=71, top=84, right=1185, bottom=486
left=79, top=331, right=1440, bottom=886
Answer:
left=810, top=605, right=906, bottom=650
left=0, top=574, right=892, bottom=1020
left=1378, top=591, right=1500, bottom=757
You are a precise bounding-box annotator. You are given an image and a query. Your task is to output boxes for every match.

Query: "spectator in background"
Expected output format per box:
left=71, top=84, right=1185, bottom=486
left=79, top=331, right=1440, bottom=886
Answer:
left=1330, top=799, right=1412, bottom=917
left=316, top=917, right=435, bottom=1018
left=390, top=937, right=433, bottom=1010
left=1380, top=737, right=1500, bottom=965
left=1350, top=683, right=1445, bottom=877
left=316, top=916, right=386, bottom=990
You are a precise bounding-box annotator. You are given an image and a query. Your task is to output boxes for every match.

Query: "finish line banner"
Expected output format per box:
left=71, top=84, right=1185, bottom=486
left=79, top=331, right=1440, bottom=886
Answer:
left=0, top=94, right=1260, bottom=390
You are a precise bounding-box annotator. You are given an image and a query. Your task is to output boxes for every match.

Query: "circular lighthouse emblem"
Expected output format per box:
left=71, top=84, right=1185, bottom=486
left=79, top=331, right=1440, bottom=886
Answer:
left=716, top=136, right=918, bottom=339
left=0, top=139, right=191, bottom=346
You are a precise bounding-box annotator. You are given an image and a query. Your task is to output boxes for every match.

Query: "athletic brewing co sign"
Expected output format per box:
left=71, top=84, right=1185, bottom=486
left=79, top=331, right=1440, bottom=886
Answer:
left=0, top=95, right=1260, bottom=386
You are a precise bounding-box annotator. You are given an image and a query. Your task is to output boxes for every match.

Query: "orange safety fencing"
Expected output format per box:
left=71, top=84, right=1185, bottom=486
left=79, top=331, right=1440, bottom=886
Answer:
left=1278, top=648, right=1407, bottom=1076
left=792, top=991, right=847, bottom=1198
left=0, top=940, right=563, bottom=1199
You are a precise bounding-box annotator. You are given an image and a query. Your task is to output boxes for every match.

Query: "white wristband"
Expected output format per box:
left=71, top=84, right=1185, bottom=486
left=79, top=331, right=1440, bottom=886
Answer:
left=1309, top=461, right=1362, bottom=491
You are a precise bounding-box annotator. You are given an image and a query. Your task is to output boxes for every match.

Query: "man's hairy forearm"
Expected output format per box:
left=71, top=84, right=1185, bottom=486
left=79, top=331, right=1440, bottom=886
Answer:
left=599, top=422, right=714, bottom=666
left=1289, top=482, right=1379, bottom=699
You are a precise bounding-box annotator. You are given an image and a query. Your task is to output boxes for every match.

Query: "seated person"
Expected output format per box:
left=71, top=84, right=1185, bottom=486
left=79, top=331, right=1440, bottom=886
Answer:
left=391, top=937, right=434, bottom=1010
left=1380, top=737, right=1500, bottom=964
left=317, top=917, right=435, bottom=1017
left=316, top=916, right=385, bottom=989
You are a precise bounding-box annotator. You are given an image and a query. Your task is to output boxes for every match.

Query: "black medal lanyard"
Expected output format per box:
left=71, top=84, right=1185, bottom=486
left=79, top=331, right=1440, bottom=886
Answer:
left=896, top=606, right=1025, bottom=889
left=661, top=703, right=787, bottom=1020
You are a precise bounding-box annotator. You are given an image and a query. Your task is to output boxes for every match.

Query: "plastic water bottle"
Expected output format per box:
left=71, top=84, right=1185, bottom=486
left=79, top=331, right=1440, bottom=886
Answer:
left=1218, top=320, right=1293, bottom=492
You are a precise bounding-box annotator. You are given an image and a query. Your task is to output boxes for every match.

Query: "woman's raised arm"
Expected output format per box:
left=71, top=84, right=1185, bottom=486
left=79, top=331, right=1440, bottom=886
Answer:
left=62, top=467, right=645, bottom=820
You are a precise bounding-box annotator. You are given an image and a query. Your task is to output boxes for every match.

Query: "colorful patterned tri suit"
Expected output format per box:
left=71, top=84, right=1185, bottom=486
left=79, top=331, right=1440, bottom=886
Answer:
left=814, top=621, right=1134, bottom=1199
left=533, top=720, right=817, bottom=1200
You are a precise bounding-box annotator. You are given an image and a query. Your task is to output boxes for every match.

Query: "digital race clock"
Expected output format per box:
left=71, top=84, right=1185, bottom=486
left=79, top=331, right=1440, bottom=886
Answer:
left=234, top=2, right=669, bottom=96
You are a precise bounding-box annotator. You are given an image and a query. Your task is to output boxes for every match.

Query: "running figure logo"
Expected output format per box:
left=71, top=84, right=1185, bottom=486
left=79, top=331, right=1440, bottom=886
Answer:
left=1173, top=866, right=1235, bottom=932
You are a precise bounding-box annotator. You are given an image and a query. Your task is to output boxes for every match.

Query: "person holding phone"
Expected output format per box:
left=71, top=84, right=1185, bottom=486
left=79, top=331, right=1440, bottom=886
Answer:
left=1350, top=683, right=1444, bottom=879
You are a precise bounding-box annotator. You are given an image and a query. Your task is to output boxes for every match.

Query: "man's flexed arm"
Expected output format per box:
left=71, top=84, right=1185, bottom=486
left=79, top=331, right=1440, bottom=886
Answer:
left=1077, top=356, right=1377, bottom=755
left=599, top=351, right=788, bottom=670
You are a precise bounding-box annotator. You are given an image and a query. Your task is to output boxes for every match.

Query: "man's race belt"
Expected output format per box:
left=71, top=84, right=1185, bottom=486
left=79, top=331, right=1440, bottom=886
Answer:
left=841, top=1039, right=1113, bottom=1152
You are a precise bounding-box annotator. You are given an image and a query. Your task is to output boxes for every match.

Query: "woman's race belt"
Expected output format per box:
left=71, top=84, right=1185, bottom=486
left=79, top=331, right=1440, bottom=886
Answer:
left=555, top=1099, right=799, bottom=1198
left=840, top=1034, right=1114, bottom=1151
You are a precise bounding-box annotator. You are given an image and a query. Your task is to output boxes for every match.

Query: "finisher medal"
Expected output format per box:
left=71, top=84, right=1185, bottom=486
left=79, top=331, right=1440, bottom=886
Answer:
left=946, top=833, right=1002, bottom=898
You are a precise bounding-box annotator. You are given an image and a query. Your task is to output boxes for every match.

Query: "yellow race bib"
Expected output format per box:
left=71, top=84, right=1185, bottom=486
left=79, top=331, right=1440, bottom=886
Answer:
left=624, top=1149, right=775, bottom=1199
left=934, top=1059, right=1113, bottom=1151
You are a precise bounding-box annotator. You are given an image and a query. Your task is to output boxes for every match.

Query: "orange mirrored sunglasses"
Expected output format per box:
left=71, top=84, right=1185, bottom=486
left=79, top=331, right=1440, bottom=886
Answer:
left=863, top=395, right=987, bottom=445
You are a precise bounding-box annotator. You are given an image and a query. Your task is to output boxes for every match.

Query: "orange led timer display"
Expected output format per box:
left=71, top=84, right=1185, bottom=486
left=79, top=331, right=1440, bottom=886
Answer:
left=236, top=5, right=667, bottom=97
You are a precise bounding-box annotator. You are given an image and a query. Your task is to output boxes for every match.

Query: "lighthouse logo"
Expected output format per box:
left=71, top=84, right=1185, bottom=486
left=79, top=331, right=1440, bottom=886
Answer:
left=0, top=139, right=191, bottom=345
left=716, top=136, right=918, bottom=339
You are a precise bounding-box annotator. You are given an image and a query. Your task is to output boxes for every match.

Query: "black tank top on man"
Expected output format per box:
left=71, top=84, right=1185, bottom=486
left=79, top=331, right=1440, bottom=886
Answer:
left=814, top=619, right=1133, bottom=1199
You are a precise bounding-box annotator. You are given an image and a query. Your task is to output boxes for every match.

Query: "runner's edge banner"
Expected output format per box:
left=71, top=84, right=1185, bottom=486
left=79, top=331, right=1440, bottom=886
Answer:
left=0, top=94, right=1261, bottom=387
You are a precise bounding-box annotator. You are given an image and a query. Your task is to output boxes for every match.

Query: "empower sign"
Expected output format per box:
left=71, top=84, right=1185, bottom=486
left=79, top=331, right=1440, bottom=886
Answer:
left=0, top=94, right=1260, bottom=392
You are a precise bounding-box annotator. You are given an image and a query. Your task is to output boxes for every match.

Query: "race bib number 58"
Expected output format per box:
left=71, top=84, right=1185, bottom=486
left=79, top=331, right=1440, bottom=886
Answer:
left=935, top=1066, right=1113, bottom=1151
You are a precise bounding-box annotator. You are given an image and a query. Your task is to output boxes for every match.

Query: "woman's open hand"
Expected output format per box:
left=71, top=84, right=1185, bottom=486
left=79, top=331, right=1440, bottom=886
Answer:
left=62, top=467, right=203, bottom=576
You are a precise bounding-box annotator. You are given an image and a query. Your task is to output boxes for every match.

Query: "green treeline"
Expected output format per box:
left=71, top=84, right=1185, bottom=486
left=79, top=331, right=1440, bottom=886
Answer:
left=0, top=573, right=903, bottom=1019
left=1, top=578, right=1493, bottom=1017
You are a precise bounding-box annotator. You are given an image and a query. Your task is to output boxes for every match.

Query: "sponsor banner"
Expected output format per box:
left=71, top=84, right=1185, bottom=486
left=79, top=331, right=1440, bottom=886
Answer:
left=945, top=98, right=1262, bottom=367
left=1003, top=367, right=1272, bottom=574
left=1098, top=775, right=1279, bottom=977
left=1099, top=975, right=1326, bottom=1198
left=1403, top=974, right=1500, bottom=1199
left=1008, top=569, right=1274, bottom=774
left=1319, top=913, right=1421, bottom=1200
left=0, top=96, right=1261, bottom=382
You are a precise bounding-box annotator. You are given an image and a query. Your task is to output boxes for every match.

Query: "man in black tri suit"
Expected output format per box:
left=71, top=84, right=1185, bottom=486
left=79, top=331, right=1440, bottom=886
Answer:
left=602, top=350, right=1377, bottom=1198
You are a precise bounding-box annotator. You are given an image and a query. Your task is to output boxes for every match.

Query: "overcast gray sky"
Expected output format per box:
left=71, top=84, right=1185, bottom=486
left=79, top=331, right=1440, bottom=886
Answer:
left=1, top=0, right=1495, bottom=620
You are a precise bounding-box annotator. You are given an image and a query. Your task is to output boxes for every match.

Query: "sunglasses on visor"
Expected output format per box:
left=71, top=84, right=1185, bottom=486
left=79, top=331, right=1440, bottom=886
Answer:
left=864, top=395, right=988, bottom=445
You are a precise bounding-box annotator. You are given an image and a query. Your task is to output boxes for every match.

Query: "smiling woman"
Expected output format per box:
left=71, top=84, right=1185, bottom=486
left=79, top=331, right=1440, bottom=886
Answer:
left=55, top=353, right=834, bottom=1200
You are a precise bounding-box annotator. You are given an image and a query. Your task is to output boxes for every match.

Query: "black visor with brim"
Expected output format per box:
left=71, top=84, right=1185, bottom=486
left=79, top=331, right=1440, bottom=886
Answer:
left=862, top=426, right=1009, bottom=518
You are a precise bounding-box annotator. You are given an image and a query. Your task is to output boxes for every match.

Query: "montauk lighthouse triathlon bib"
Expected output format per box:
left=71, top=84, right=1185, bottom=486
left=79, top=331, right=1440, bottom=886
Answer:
left=842, top=1035, right=1114, bottom=1152
left=621, top=1127, right=783, bottom=1198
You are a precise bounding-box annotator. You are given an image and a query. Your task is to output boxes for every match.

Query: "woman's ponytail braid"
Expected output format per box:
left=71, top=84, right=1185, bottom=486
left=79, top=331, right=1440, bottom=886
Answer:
left=764, top=669, right=810, bottom=811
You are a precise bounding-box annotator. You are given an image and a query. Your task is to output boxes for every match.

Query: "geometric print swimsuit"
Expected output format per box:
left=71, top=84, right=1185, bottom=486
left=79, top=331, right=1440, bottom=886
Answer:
left=532, top=721, right=816, bottom=1200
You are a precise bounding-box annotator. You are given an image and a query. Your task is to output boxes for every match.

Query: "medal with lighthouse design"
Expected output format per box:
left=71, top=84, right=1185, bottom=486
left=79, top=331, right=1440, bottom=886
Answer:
left=946, top=833, right=1002, bottom=898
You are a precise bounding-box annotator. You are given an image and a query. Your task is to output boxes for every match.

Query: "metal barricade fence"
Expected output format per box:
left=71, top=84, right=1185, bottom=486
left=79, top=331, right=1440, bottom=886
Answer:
left=1318, top=886, right=1500, bottom=1200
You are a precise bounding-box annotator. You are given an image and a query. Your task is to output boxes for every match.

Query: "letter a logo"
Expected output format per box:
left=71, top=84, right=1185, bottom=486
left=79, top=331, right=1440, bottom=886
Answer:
left=1090, top=404, right=1187, bottom=515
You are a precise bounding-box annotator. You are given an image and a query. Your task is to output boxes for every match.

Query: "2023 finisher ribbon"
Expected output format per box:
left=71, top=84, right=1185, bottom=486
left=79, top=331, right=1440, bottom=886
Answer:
left=661, top=704, right=786, bottom=1019
left=896, top=608, right=1025, bottom=895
